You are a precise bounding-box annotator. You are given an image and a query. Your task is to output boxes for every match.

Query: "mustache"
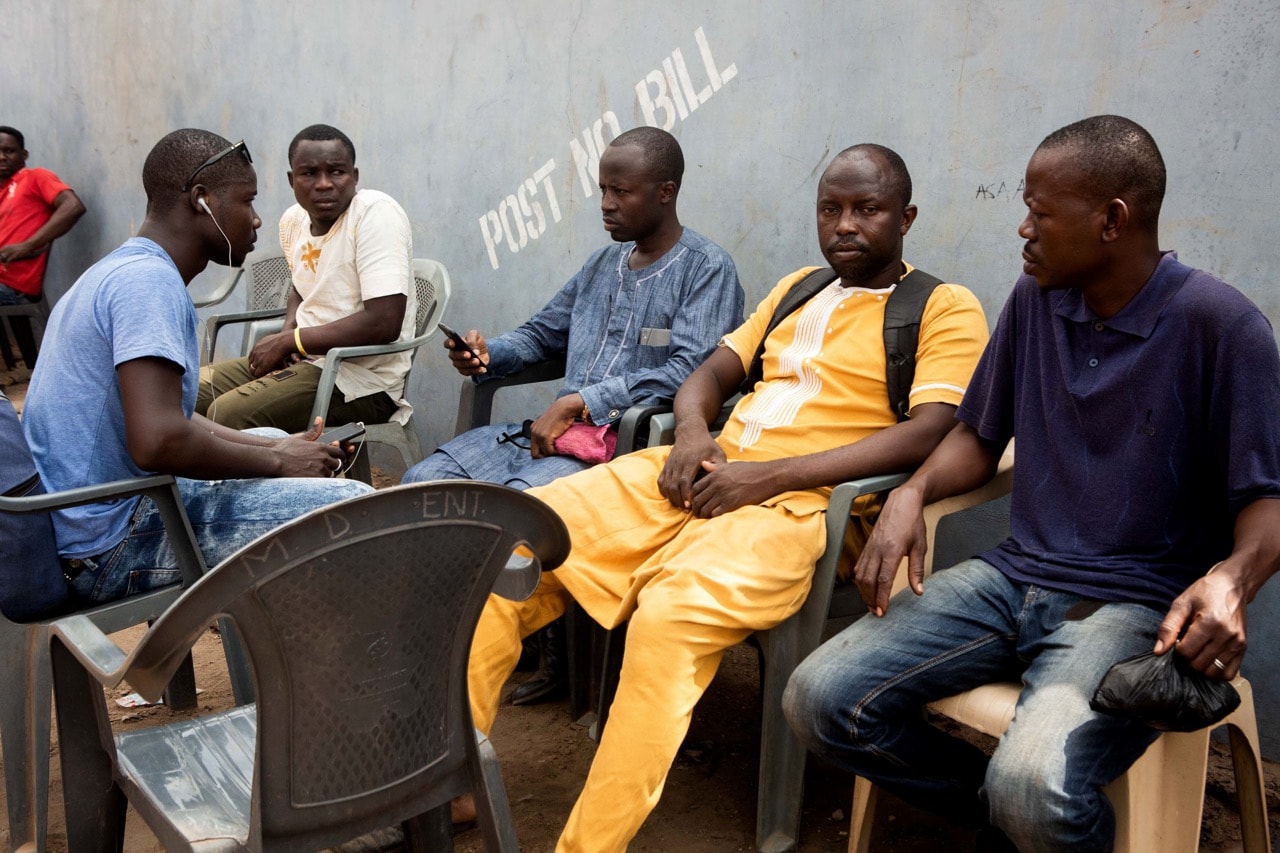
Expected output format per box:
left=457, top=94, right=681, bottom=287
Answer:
left=828, top=238, right=869, bottom=254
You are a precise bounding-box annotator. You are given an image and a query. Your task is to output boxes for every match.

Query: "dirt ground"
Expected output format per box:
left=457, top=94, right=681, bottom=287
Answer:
left=3, top=622, right=1276, bottom=853
left=2, top=372, right=1277, bottom=851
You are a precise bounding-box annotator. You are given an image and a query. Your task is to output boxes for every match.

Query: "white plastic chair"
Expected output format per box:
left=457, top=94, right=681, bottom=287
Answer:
left=319, top=257, right=450, bottom=480
left=200, top=248, right=293, bottom=363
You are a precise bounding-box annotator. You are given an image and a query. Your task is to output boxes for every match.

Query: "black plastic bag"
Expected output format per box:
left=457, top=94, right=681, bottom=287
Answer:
left=1090, top=650, right=1240, bottom=732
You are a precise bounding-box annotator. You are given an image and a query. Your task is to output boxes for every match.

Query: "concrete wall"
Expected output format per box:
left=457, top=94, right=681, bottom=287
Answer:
left=6, top=1, right=1279, bottom=753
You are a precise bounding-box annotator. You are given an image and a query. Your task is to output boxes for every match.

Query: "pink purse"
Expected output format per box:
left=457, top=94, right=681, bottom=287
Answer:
left=553, top=422, right=618, bottom=464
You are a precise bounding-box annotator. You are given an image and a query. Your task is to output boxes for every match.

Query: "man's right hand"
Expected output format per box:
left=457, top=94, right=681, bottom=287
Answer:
left=854, top=486, right=929, bottom=617
left=658, top=425, right=727, bottom=510
left=445, top=329, right=490, bottom=376
left=247, top=330, right=297, bottom=378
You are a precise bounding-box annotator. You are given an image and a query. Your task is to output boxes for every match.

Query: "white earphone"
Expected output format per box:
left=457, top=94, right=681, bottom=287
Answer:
left=196, top=195, right=234, bottom=268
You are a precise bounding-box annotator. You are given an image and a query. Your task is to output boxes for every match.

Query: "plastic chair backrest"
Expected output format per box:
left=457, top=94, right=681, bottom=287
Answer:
left=244, top=249, right=293, bottom=312
left=118, top=482, right=568, bottom=844
left=410, top=257, right=450, bottom=338
left=0, top=390, right=67, bottom=619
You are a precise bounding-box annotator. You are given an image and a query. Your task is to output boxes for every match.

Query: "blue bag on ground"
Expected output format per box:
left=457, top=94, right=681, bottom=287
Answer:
left=0, top=389, right=70, bottom=620
left=1090, top=649, right=1241, bottom=732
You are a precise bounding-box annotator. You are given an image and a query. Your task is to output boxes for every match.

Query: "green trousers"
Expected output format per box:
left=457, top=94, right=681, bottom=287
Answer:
left=197, top=357, right=397, bottom=432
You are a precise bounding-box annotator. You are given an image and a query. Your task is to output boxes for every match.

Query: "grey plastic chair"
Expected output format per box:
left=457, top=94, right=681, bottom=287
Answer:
left=0, top=291, right=48, bottom=368
left=592, top=411, right=1014, bottom=852
left=317, top=257, right=451, bottom=482
left=0, top=390, right=212, bottom=853
left=50, top=481, right=570, bottom=853
left=201, top=248, right=294, bottom=363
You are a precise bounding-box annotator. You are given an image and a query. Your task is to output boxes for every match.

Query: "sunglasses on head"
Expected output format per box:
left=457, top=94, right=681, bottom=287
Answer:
left=181, top=139, right=252, bottom=192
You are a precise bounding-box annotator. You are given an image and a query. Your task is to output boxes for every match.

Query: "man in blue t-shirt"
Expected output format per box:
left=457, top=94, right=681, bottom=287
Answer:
left=23, top=128, right=370, bottom=607
left=785, top=115, right=1280, bottom=852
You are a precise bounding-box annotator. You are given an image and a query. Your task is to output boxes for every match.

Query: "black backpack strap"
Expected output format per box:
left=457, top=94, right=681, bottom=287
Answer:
left=883, top=268, right=944, bottom=421
left=739, top=267, right=839, bottom=395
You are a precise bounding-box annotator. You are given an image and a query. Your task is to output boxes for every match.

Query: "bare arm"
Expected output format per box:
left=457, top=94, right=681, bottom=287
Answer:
left=1155, top=497, right=1280, bottom=679
left=853, top=421, right=1005, bottom=616
left=0, top=189, right=87, bottom=264
left=247, top=292, right=406, bottom=378
left=118, top=357, right=344, bottom=478
left=282, top=286, right=302, bottom=331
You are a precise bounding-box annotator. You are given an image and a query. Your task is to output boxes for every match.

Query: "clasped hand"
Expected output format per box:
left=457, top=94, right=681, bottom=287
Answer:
left=247, top=331, right=301, bottom=378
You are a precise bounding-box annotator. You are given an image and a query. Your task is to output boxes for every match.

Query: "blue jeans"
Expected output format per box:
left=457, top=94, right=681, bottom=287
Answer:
left=69, top=475, right=372, bottom=604
left=0, top=283, right=30, bottom=306
left=403, top=423, right=592, bottom=490
left=783, top=559, right=1163, bottom=853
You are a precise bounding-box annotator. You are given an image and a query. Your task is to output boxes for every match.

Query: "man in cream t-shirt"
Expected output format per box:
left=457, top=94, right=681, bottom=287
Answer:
left=198, top=123, right=415, bottom=431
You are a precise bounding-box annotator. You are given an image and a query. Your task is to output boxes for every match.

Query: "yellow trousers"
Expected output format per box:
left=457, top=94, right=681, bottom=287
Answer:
left=467, top=447, right=827, bottom=852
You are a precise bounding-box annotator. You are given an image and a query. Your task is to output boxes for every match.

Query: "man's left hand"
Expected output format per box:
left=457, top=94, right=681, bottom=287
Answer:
left=688, top=459, right=779, bottom=518
left=529, top=393, right=586, bottom=459
left=0, top=240, right=42, bottom=265
left=1154, top=569, right=1247, bottom=680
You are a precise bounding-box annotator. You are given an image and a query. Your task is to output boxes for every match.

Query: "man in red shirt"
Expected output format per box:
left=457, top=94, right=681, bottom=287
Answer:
left=0, top=126, right=87, bottom=372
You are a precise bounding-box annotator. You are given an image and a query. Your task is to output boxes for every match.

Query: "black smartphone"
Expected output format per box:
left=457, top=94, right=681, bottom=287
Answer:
left=318, top=421, right=365, bottom=445
left=437, top=322, right=479, bottom=360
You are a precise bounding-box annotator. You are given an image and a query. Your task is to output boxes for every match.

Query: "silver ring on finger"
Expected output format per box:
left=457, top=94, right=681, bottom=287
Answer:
left=1212, top=657, right=1226, bottom=671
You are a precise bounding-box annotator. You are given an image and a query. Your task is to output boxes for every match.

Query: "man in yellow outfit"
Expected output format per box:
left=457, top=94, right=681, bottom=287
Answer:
left=462, top=144, right=989, bottom=851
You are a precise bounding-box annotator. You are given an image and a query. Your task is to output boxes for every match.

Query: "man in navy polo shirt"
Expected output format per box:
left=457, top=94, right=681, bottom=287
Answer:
left=784, top=115, right=1280, bottom=852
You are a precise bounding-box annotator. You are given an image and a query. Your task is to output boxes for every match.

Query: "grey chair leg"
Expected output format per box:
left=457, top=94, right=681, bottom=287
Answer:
left=217, top=617, right=257, bottom=706
left=590, top=621, right=627, bottom=742
left=51, top=639, right=126, bottom=853
left=161, top=652, right=198, bottom=710
left=1, top=626, right=50, bottom=852
left=351, top=445, right=373, bottom=486
left=565, top=604, right=595, bottom=721
left=473, top=733, right=520, bottom=852
left=755, top=624, right=807, bottom=853
left=402, top=805, right=452, bottom=852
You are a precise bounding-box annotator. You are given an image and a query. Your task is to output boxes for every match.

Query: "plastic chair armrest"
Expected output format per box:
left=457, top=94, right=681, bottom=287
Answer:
left=307, top=332, right=432, bottom=424
left=644, top=398, right=737, bottom=448
left=454, top=354, right=569, bottom=436
left=1, top=474, right=177, bottom=512
left=615, top=403, right=671, bottom=456
left=47, top=615, right=130, bottom=686
left=0, top=475, right=208, bottom=586
left=797, top=472, right=912, bottom=645
left=204, top=307, right=287, bottom=363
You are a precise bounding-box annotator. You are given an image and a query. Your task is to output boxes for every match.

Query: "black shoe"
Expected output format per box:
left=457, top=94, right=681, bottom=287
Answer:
left=510, top=619, right=568, bottom=705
